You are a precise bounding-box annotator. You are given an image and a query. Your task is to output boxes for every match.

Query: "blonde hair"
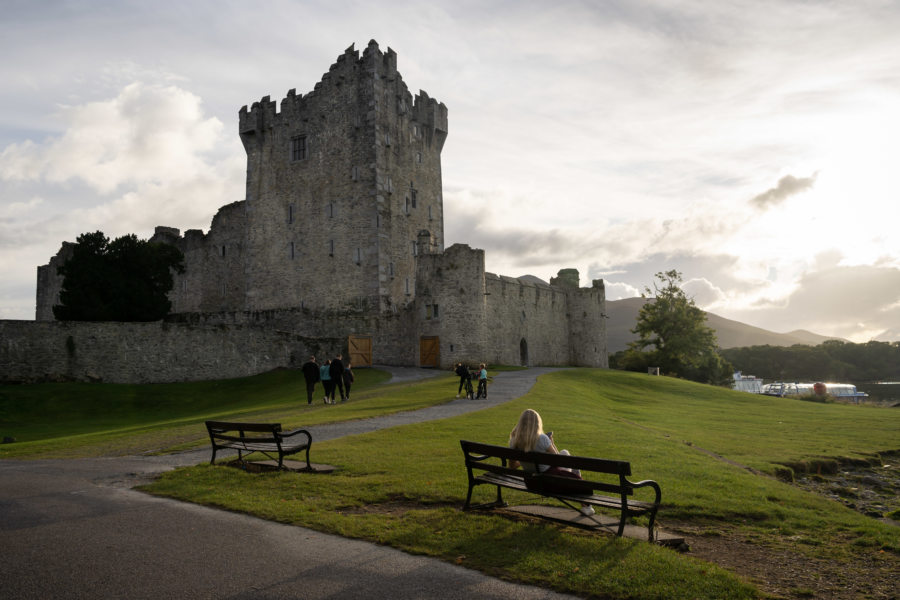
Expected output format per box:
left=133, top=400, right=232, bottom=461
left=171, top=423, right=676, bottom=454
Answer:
left=509, top=409, right=544, bottom=452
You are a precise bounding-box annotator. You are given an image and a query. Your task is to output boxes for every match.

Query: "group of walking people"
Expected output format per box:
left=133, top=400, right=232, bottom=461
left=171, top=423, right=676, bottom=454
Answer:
left=301, top=354, right=354, bottom=404
left=454, top=362, right=489, bottom=400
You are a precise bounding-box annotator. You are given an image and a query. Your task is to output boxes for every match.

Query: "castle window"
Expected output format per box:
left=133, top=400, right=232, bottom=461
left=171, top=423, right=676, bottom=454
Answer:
left=387, top=176, right=393, bottom=194
left=416, top=151, right=422, bottom=164
left=291, top=136, right=307, bottom=161
left=428, top=205, right=433, bottom=221
left=405, top=278, right=410, bottom=295
left=288, top=203, right=294, bottom=224
left=404, top=197, right=410, bottom=215
left=389, top=262, right=394, bottom=277
left=329, top=239, right=334, bottom=256
left=385, top=132, right=391, bottom=147
left=351, top=166, right=359, bottom=181
left=433, top=304, right=439, bottom=318
left=411, top=187, right=417, bottom=208
left=411, top=241, right=417, bottom=256
left=290, top=241, right=295, bottom=260
left=355, top=247, right=361, bottom=265
left=221, top=245, right=226, bottom=257
left=426, top=305, right=432, bottom=320
left=327, top=202, right=335, bottom=218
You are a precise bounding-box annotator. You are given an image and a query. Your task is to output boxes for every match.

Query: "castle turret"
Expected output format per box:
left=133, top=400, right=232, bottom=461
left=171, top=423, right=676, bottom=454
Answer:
left=566, top=278, right=608, bottom=367
left=231, top=40, right=448, bottom=314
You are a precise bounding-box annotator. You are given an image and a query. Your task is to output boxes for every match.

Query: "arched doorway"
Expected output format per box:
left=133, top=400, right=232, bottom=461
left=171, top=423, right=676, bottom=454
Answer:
left=519, top=338, right=529, bottom=366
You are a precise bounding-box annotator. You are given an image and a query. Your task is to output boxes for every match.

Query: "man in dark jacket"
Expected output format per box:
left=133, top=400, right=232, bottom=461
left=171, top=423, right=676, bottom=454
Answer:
left=329, top=354, right=346, bottom=402
left=301, top=356, right=320, bottom=404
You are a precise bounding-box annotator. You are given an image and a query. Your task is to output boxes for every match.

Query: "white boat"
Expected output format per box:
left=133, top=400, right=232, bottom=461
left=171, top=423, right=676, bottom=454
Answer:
left=732, top=371, right=763, bottom=393
left=760, top=382, right=869, bottom=402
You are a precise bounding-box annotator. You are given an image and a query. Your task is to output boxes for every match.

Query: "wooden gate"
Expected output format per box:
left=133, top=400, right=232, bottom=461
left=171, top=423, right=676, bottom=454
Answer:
left=348, top=335, right=373, bottom=367
left=419, top=336, right=440, bottom=368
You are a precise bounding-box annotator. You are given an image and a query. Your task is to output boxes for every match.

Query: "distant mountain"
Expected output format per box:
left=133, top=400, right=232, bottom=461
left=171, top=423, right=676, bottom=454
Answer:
left=606, top=297, right=843, bottom=353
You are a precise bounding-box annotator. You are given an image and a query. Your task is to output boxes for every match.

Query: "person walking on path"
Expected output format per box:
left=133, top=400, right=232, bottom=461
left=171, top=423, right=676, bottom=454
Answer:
left=329, top=354, right=346, bottom=402
left=342, top=361, right=355, bottom=401
left=301, top=356, right=320, bottom=404
left=319, top=359, right=333, bottom=404
left=476, top=363, right=489, bottom=399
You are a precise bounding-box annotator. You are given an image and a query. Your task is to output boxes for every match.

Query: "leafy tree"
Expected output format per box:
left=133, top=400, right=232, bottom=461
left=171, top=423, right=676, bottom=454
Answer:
left=623, top=270, right=733, bottom=385
left=721, top=340, right=900, bottom=382
left=54, top=231, right=185, bottom=322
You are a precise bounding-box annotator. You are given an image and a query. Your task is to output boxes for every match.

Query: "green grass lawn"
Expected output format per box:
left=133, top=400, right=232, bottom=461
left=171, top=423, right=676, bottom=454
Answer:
left=3, top=367, right=898, bottom=598
left=0, top=367, right=454, bottom=458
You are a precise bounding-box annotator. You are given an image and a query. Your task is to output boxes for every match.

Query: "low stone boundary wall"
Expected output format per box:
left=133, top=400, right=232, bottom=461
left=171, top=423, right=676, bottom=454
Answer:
left=0, top=320, right=308, bottom=384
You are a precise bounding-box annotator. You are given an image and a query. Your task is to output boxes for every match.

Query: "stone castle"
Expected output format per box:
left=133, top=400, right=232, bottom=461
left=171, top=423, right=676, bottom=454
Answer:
left=20, top=40, right=607, bottom=383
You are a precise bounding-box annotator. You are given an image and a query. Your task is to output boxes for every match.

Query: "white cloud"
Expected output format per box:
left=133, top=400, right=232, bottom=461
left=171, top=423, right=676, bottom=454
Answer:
left=1, top=0, right=899, bottom=344
left=0, top=80, right=245, bottom=319
left=0, top=82, right=228, bottom=194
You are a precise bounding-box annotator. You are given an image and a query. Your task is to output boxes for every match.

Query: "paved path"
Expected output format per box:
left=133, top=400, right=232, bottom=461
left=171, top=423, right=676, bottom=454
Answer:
left=0, top=367, right=576, bottom=600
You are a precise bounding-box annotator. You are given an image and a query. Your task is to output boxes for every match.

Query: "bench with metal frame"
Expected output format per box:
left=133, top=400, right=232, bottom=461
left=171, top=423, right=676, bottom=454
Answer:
left=205, top=421, right=312, bottom=470
left=460, top=440, right=661, bottom=541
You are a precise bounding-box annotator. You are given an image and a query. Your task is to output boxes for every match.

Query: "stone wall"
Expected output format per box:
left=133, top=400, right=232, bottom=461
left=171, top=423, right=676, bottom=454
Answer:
left=0, top=320, right=304, bottom=384
left=414, top=243, right=608, bottom=368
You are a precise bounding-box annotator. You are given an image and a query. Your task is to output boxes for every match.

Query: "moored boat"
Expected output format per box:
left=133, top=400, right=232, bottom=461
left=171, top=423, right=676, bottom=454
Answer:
left=732, top=371, right=763, bottom=393
left=760, top=382, right=869, bottom=402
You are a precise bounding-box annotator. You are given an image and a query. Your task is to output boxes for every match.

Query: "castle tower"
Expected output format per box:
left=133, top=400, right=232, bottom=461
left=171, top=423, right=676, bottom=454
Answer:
left=237, top=40, right=448, bottom=313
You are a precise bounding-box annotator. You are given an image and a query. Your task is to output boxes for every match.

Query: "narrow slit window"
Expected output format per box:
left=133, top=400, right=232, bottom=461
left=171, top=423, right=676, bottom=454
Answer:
left=291, top=136, right=307, bottom=161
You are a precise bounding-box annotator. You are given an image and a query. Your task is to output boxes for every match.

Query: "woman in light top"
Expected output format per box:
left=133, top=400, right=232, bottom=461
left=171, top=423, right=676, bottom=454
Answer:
left=508, top=408, right=594, bottom=515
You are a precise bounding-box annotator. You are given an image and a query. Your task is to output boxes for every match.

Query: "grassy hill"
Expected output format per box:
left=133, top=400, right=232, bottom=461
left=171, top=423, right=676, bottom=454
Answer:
left=606, top=297, right=841, bottom=353
left=4, top=367, right=895, bottom=598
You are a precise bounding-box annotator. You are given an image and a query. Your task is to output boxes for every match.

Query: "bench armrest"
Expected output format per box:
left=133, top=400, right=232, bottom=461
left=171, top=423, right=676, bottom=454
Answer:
left=280, top=428, right=312, bottom=442
left=629, top=478, right=661, bottom=506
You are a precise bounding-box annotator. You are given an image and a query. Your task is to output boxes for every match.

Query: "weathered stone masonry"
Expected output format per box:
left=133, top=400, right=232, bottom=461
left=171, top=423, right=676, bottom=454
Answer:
left=9, top=40, right=607, bottom=384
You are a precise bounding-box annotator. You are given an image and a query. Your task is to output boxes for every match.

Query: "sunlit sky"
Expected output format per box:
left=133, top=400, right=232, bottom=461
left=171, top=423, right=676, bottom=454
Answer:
left=1, top=1, right=898, bottom=342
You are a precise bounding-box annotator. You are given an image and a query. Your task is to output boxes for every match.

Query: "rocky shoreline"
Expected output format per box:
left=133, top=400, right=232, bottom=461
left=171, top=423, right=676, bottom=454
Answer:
left=793, top=451, right=899, bottom=522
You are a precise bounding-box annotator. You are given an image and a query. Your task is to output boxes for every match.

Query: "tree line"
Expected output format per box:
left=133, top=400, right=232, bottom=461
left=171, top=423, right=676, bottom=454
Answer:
left=608, top=269, right=900, bottom=385
left=721, top=340, right=900, bottom=383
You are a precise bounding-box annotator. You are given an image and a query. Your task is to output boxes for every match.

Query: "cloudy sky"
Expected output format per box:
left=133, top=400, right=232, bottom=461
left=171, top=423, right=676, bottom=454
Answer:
left=1, top=0, right=898, bottom=342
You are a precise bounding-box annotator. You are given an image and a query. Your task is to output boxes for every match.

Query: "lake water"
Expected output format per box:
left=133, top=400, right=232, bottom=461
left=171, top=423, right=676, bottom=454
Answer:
left=853, top=382, right=900, bottom=407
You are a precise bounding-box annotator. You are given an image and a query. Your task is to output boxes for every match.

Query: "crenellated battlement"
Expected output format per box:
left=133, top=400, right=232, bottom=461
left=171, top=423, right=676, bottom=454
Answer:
left=238, top=40, right=446, bottom=153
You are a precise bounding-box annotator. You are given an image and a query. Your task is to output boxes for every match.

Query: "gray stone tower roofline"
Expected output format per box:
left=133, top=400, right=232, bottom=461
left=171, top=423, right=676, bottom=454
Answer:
left=238, top=41, right=448, bottom=154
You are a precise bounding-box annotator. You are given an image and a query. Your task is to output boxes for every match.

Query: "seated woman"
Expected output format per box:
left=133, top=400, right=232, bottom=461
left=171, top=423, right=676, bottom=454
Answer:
left=508, top=408, right=594, bottom=515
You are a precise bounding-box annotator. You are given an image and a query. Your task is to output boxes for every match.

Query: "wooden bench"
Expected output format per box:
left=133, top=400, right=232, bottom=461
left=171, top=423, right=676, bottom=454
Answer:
left=205, top=421, right=312, bottom=470
left=460, top=440, right=661, bottom=541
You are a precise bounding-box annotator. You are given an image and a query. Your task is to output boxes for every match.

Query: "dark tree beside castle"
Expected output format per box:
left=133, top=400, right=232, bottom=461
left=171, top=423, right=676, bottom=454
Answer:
left=54, top=231, right=185, bottom=322
left=620, top=270, right=733, bottom=385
